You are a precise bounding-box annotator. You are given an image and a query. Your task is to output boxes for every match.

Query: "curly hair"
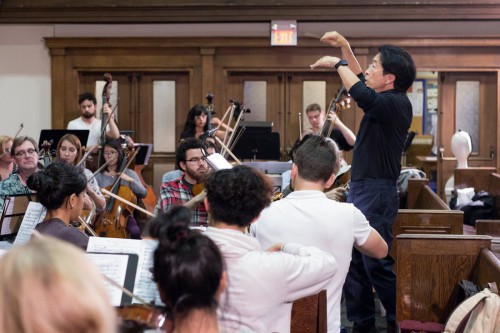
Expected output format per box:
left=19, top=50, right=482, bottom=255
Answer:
left=205, top=165, right=273, bottom=227
left=175, top=137, right=204, bottom=171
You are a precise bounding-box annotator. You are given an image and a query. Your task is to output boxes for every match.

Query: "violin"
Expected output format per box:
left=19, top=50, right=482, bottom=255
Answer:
left=117, top=304, right=172, bottom=333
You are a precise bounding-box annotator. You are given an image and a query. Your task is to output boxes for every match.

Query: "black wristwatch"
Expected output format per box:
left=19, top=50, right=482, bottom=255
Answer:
left=335, top=59, right=348, bottom=70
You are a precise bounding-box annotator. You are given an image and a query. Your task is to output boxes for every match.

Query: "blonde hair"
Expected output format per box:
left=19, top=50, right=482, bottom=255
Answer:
left=0, top=235, right=117, bottom=333
left=0, top=135, right=13, bottom=156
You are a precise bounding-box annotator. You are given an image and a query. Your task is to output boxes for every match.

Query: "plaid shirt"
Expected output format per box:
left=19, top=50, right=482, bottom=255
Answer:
left=159, top=176, right=207, bottom=226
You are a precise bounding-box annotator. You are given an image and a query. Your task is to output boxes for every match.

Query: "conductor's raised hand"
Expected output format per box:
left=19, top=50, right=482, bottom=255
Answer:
left=310, top=56, right=341, bottom=70
left=320, top=31, right=348, bottom=48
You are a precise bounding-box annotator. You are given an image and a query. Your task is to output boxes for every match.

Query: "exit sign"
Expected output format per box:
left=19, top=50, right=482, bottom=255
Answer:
left=271, top=20, right=297, bottom=46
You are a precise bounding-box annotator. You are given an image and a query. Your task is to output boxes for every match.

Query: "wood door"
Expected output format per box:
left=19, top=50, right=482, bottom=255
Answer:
left=227, top=71, right=342, bottom=160
left=438, top=71, right=498, bottom=199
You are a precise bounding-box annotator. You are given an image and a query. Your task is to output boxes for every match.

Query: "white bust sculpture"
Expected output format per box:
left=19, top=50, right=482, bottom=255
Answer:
left=451, top=130, right=472, bottom=169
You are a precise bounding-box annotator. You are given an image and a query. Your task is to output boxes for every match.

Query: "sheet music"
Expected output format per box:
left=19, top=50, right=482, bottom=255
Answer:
left=87, top=237, right=162, bottom=305
left=12, top=202, right=47, bottom=246
left=86, top=253, right=130, bottom=306
left=0, top=197, right=14, bottom=235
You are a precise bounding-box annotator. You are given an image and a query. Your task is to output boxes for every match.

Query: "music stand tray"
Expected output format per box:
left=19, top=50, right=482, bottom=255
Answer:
left=0, top=193, right=38, bottom=239
left=38, top=129, right=90, bottom=151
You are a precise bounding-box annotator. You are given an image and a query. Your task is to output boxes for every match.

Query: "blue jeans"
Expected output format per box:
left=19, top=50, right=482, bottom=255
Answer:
left=345, top=179, right=398, bottom=324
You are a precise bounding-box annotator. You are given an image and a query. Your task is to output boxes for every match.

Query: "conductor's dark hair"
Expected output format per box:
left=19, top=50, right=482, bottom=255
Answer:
left=78, top=92, right=97, bottom=105
left=378, top=45, right=416, bottom=92
left=27, top=160, right=87, bottom=210
left=180, top=104, right=210, bottom=140
left=294, top=135, right=339, bottom=183
left=175, top=137, right=204, bottom=171
left=205, top=165, right=273, bottom=227
left=152, top=206, right=224, bottom=320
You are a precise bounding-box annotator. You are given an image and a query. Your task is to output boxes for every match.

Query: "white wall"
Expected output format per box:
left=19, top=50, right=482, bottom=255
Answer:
left=1, top=21, right=499, bottom=141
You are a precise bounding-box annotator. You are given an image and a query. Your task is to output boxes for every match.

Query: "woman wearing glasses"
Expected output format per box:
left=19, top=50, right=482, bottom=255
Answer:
left=0, top=135, right=14, bottom=181
left=94, top=139, right=147, bottom=238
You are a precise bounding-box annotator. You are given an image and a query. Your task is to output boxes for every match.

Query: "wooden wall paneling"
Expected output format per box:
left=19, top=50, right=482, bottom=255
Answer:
left=50, top=47, right=67, bottom=130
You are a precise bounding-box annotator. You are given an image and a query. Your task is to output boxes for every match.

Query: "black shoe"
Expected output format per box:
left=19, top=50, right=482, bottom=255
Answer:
left=386, top=320, right=396, bottom=333
left=352, top=322, right=380, bottom=333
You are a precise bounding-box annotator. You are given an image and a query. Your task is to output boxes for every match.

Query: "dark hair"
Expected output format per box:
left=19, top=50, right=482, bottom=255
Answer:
left=27, top=160, right=87, bottom=210
left=289, top=134, right=314, bottom=162
left=378, top=45, right=416, bottom=92
left=175, top=137, right=204, bottom=171
left=102, top=138, right=124, bottom=172
left=78, top=92, right=97, bottom=105
left=56, top=134, right=83, bottom=165
left=294, top=135, right=339, bottom=183
left=152, top=206, right=224, bottom=319
left=12, top=136, right=38, bottom=157
left=205, top=165, right=273, bottom=227
left=180, top=105, right=210, bottom=140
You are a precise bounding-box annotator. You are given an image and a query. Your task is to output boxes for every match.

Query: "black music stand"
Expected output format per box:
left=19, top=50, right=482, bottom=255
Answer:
left=133, top=143, right=153, bottom=165
left=38, top=129, right=90, bottom=151
left=232, top=122, right=280, bottom=161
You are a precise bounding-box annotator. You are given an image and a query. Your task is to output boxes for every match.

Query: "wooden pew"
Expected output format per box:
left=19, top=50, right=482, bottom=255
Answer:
left=476, top=219, right=500, bottom=237
left=396, top=234, right=500, bottom=324
left=454, top=168, right=500, bottom=219
left=392, top=178, right=463, bottom=260
left=291, top=290, right=327, bottom=333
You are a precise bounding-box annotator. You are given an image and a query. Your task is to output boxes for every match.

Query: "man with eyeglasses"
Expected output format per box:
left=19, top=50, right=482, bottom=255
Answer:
left=158, top=137, right=208, bottom=226
left=0, top=136, right=40, bottom=213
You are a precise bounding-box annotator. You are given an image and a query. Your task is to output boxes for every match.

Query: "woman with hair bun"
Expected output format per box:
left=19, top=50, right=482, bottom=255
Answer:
left=151, top=206, right=227, bottom=333
left=28, top=159, right=89, bottom=249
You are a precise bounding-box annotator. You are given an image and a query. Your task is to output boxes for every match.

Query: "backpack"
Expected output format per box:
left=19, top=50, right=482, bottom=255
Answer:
left=444, top=286, right=500, bottom=333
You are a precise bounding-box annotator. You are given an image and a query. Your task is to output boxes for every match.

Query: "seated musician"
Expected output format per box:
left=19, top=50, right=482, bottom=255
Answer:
left=250, top=135, right=388, bottom=333
left=28, top=160, right=89, bottom=249
left=180, top=104, right=228, bottom=142
left=0, top=136, right=40, bottom=213
left=159, top=138, right=208, bottom=226
left=56, top=133, right=106, bottom=211
left=67, top=92, right=120, bottom=147
left=95, top=138, right=147, bottom=239
left=150, top=206, right=226, bottom=333
left=302, top=102, right=356, bottom=166
left=0, top=135, right=14, bottom=181
left=0, top=234, right=117, bottom=333
left=204, top=165, right=337, bottom=332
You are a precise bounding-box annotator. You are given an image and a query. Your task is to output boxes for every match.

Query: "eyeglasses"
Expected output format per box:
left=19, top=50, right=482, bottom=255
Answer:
left=104, top=151, right=118, bottom=157
left=185, top=157, right=207, bottom=164
left=14, top=148, right=37, bottom=157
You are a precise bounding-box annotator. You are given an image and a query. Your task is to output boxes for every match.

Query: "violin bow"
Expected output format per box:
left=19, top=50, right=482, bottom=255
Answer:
left=101, top=188, right=155, bottom=218
left=77, top=216, right=99, bottom=237
left=13, top=122, right=24, bottom=139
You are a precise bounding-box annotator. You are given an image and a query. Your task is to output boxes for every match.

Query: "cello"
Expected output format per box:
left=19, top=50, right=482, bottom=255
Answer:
left=94, top=146, right=140, bottom=238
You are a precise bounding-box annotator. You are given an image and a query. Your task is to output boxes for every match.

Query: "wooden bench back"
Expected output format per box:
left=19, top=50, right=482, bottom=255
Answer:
left=406, top=178, right=449, bottom=210
left=291, top=290, right=327, bottom=333
left=396, top=234, right=492, bottom=323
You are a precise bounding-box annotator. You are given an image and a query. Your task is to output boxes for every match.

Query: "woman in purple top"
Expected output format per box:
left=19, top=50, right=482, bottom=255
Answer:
left=28, top=160, right=89, bottom=249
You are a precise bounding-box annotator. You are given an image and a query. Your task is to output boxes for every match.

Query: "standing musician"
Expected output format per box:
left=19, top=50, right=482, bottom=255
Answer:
left=67, top=92, right=120, bottom=147
left=302, top=102, right=356, bottom=155
left=28, top=160, right=89, bottom=249
left=158, top=137, right=208, bottom=226
left=311, top=31, right=416, bottom=333
left=0, top=234, right=117, bottom=333
left=0, top=136, right=39, bottom=213
left=0, top=135, right=14, bottom=181
left=95, top=138, right=147, bottom=239
left=56, top=134, right=106, bottom=211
